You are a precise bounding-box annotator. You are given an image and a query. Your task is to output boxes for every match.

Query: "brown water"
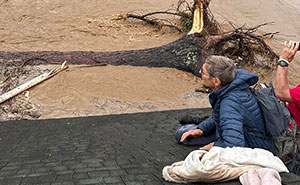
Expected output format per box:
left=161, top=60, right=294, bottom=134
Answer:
left=0, top=0, right=181, bottom=51
left=1, top=0, right=300, bottom=119
left=210, top=0, right=300, bottom=51
left=29, top=65, right=209, bottom=119
left=210, top=0, right=300, bottom=86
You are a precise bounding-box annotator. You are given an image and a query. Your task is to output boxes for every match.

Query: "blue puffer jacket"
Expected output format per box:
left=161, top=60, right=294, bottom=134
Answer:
left=197, top=69, right=274, bottom=153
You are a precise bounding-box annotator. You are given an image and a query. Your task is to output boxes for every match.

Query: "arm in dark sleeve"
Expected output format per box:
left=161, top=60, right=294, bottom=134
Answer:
left=197, top=116, right=216, bottom=136
left=178, top=114, right=210, bottom=125
left=214, top=97, right=245, bottom=148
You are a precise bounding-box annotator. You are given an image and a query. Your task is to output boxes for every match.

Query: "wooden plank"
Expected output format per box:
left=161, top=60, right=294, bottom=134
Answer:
left=0, top=63, right=68, bottom=104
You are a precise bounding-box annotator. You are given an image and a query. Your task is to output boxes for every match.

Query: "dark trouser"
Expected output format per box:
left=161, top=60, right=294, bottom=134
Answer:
left=175, top=124, right=216, bottom=146
left=288, top=151, right=300, bottom=175
left=256, top=117, right=300, bottom=175
left=287, top=122, right=300, bottom=175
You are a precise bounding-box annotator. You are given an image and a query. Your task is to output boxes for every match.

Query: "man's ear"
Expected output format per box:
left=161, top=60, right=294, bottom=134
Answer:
left=213, top=78, right=222, bottom=88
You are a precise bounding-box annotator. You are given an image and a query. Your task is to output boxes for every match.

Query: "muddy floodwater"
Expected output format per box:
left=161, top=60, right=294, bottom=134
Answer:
left=0, top=0, right=300, bottom=119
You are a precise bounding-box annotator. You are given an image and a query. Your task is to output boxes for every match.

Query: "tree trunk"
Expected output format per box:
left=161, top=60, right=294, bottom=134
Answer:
left=0, top=34, right=207, bottom=76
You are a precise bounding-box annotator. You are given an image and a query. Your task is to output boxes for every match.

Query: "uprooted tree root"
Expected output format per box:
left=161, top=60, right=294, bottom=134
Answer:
left=123, top=0, right=278, bottom=71
left=207, top=23, right=279, bottom=69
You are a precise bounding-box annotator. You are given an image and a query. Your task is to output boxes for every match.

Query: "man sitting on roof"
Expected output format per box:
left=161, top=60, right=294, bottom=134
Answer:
left=175, top=55, right=274, bottom=152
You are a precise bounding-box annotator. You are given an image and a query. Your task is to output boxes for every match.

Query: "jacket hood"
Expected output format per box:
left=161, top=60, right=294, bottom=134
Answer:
left=209, top=69, right=258, bottom=106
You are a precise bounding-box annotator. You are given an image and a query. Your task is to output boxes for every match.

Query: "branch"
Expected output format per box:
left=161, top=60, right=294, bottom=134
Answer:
left=245, top=22, right=275, bottom=34
left=126, top=14, right=157, bottom=25
left=141, top=11, right=190, bottom=19
left=126, top=12, right=183, bottom=32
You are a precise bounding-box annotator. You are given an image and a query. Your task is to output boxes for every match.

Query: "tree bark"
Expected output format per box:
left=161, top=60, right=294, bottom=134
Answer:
left=0, top=34, right=207, bottom=76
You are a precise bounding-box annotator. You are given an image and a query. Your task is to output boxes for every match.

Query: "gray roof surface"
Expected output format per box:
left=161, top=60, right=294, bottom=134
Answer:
left=0, top=108, right=299, bottom=185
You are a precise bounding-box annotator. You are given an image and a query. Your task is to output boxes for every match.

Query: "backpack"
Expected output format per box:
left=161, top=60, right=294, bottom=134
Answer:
left=250, top=81, right=298, bottom=164
left=249, top=81, right=290, bottom=137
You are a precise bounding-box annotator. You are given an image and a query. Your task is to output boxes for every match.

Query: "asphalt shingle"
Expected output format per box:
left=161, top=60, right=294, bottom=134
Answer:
left=0, top=108, right=299, bottom=185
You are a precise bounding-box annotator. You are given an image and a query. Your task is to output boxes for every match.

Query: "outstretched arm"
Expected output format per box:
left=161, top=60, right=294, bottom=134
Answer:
left=180, top=116, right=215, bottom=142
left=275, top=41, right=299, bottom=102
left=197, top=116, right=216, bottom=136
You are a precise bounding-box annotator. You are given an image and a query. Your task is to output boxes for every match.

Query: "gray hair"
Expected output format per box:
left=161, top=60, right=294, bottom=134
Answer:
left=205, top=55, right=237, bottom=86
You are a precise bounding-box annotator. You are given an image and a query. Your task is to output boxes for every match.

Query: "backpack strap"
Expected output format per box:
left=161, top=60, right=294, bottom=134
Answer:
left=243, top=125, right=267, bottom=136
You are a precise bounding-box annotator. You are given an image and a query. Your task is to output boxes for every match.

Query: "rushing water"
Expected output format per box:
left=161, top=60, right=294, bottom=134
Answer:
left=210, top=0, right=300, bottom=48
left=0, top=0, right=299, bottom=51
left=209, top=0, right=300, bottom=86
left=1, top=0, right=300, bottom=119
left=0, top=0, right=181, bottom=51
